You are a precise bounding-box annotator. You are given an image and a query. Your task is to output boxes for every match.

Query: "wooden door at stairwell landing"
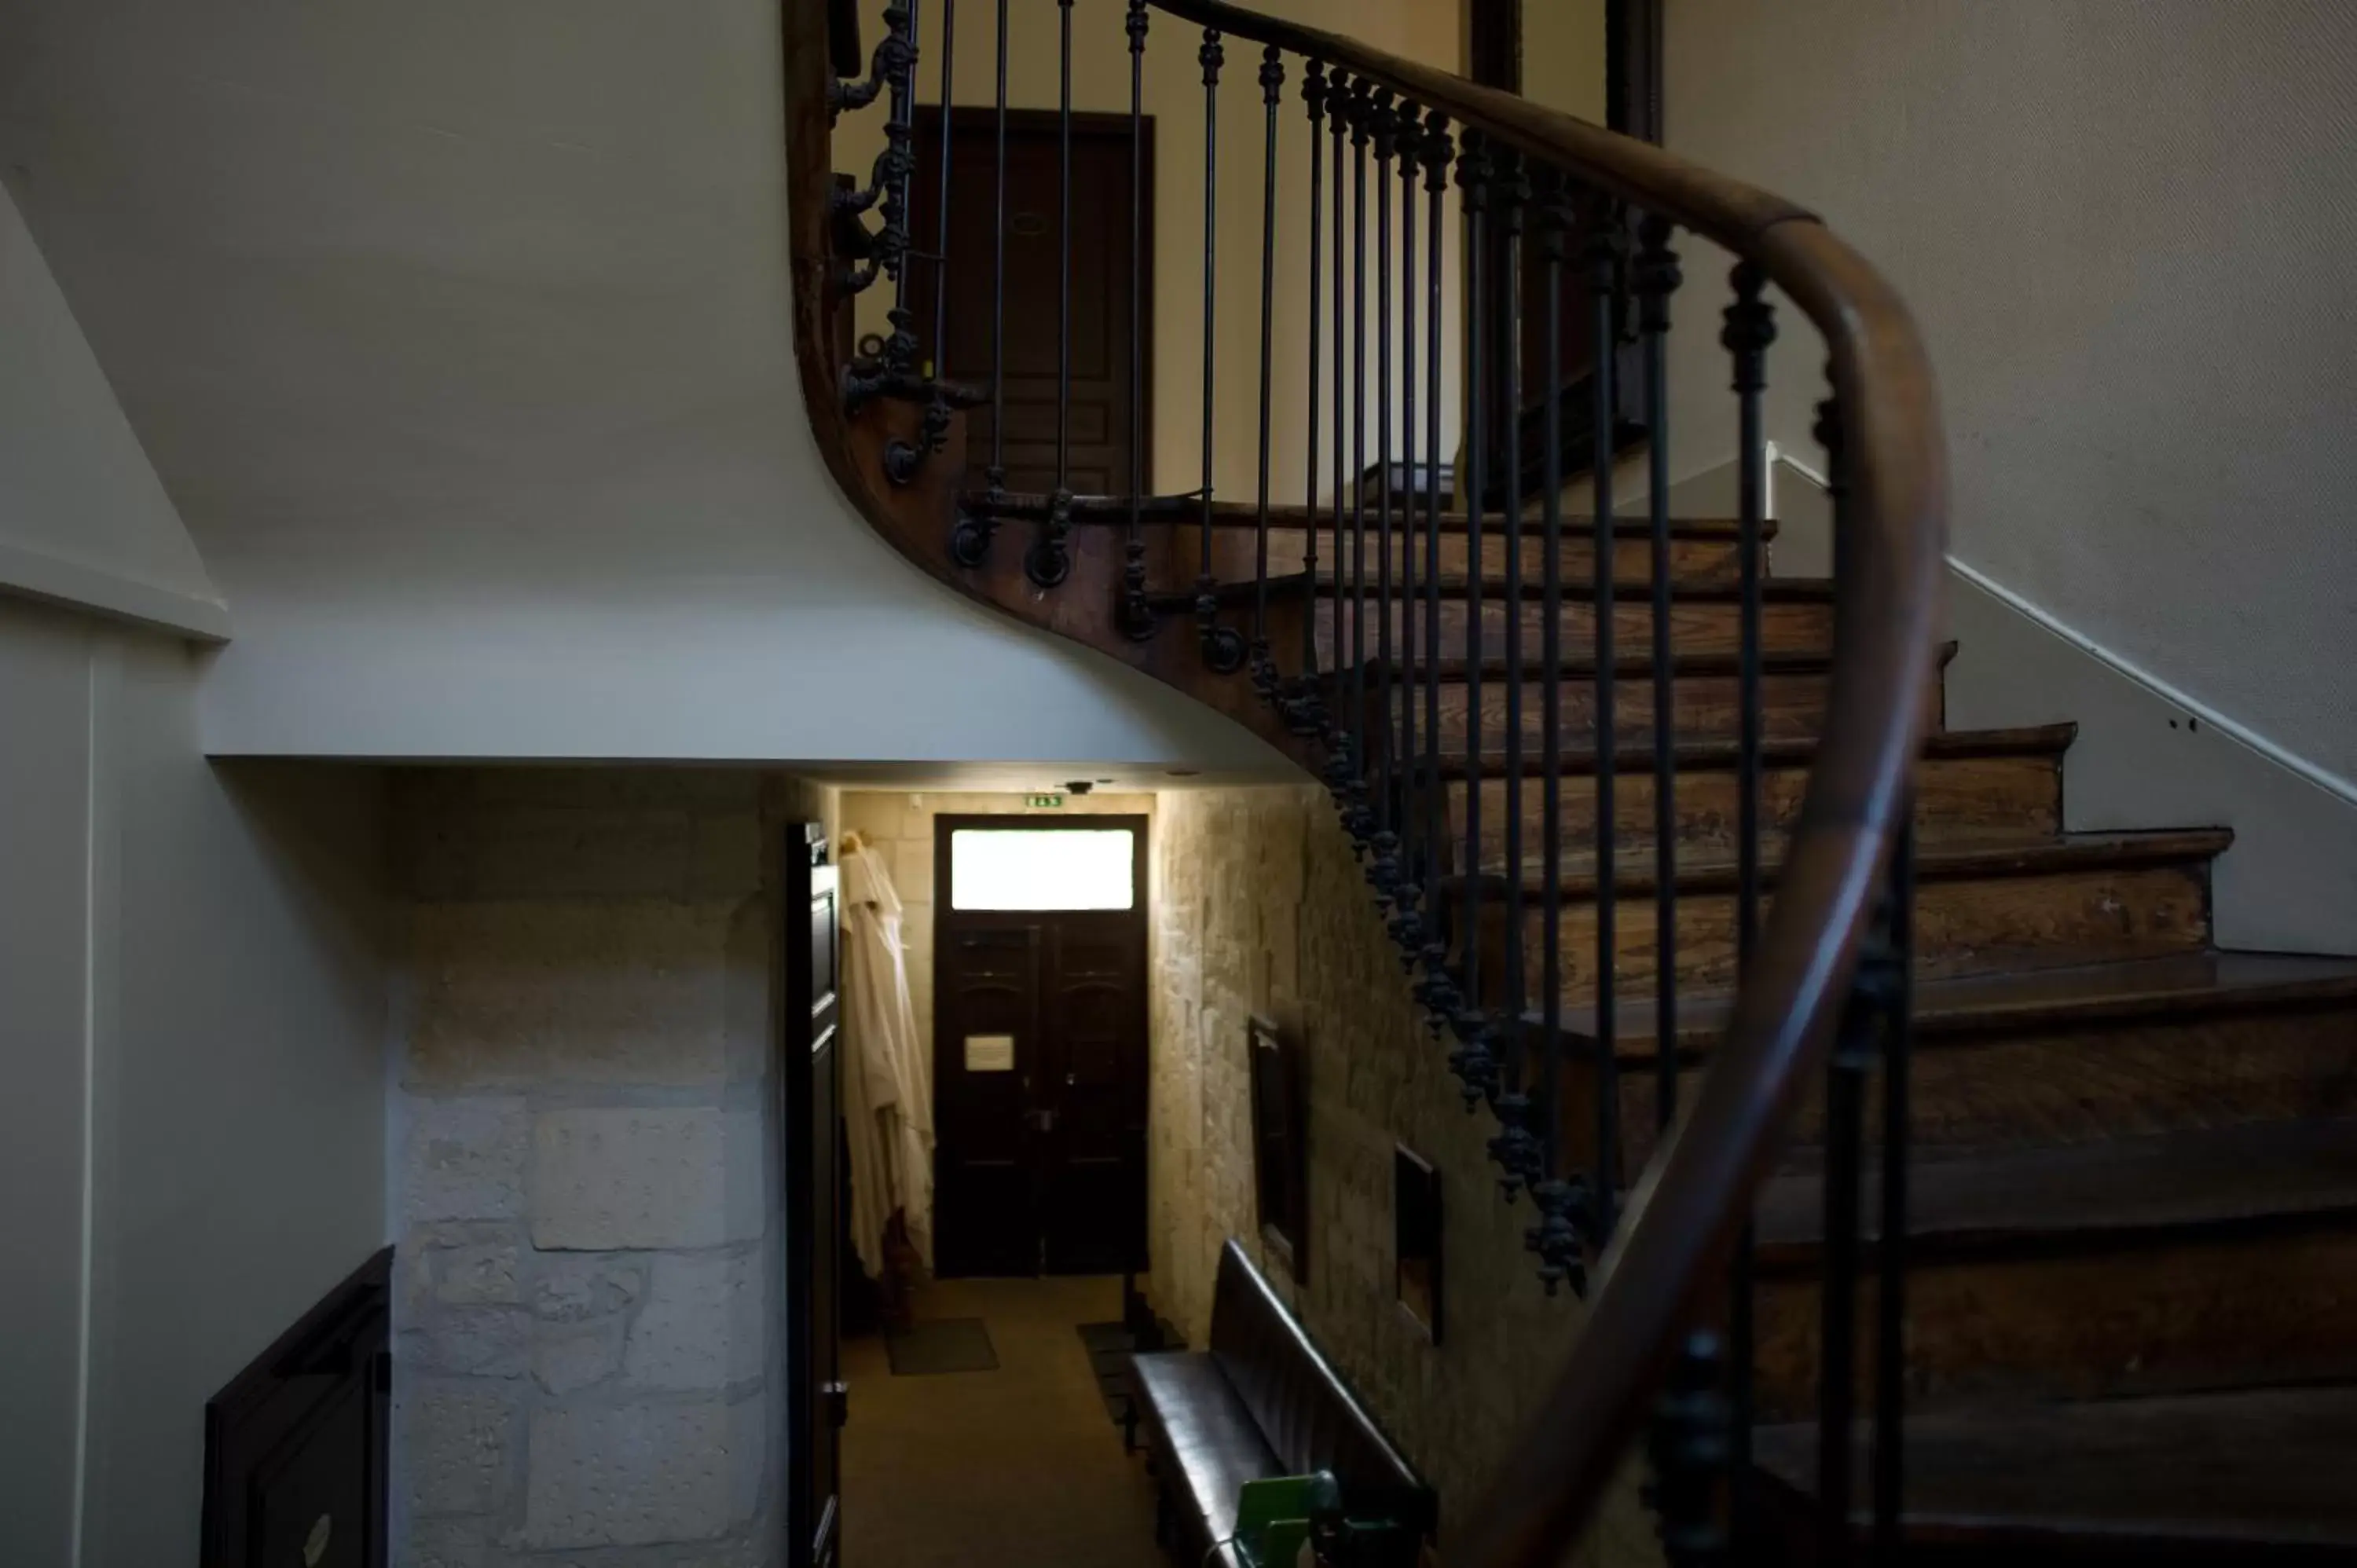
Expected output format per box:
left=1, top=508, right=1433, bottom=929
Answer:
left=931, top=815, right=1151, bottom=1278
left=908, top=107, right=1152, bottom=497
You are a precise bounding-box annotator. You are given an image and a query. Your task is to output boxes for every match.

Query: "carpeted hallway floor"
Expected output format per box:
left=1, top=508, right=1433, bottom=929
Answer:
left=841, top=1274, right=1164, bottom=1568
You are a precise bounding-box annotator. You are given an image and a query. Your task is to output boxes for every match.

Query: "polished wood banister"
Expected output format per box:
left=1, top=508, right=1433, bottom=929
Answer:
left=784, top=0, right=1946, bottom=1557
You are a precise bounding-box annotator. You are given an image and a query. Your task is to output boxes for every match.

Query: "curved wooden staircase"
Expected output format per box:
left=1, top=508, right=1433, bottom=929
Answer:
left=788, top=0, right=2357, bottom=1559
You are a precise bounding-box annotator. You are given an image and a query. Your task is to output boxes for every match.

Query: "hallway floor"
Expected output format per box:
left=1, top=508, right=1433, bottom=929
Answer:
left=841, top=1274, right=1163, bottom=1568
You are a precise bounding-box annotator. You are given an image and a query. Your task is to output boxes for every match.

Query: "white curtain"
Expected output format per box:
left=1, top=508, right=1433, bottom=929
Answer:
left=839, top=839, right=935, bottom=1277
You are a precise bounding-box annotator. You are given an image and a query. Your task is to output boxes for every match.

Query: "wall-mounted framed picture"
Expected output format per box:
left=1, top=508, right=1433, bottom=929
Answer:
left=1247, top=1014, right=1308, bottom=1281
left=1394, top=1144, right=1442, bottom=1344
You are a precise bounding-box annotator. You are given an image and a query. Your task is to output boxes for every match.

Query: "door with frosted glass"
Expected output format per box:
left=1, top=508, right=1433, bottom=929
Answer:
left=931, top=816, right=1149, bottom=1277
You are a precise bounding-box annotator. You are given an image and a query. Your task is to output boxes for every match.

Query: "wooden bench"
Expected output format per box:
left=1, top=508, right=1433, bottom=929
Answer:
left=1130, top=1240, right=1434, bottom=1566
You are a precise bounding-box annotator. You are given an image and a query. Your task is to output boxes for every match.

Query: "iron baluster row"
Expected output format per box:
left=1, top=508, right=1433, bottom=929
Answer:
left=949, top=0, right=1010, bottom=566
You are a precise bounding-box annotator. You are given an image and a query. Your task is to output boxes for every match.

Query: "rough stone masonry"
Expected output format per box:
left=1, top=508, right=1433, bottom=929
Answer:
left=390, top=768, right=824, bottom=1568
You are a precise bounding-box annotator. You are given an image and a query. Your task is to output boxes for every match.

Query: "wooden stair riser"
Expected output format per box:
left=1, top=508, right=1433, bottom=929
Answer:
left=1443, top=750, right=2061, bottom=874
left=1751, top=1223, right=2357, bottom=1423
left=1387, top=669, right=1932, bottom=752
left=1486, top=860, right=2213, bottom=1000
left=1209, top=526, right=1741, bottom=587
left=1604, top=1003, right=2357, bottom=1181
left=1314, top=597, right=1832, bottom=665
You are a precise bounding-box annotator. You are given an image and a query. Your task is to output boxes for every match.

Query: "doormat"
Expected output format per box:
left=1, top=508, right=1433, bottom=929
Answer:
left=885, top=1317, right=999, bottom=1376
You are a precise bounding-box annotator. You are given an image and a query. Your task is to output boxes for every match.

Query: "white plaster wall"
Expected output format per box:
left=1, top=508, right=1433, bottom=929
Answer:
left=1659, top=0, right=2357, bottom=789
left=0, top=185, right=223, bottom=638
left=0, top=597, right=389, bottom=1568
left=0, top=0, right=1292, bottom=769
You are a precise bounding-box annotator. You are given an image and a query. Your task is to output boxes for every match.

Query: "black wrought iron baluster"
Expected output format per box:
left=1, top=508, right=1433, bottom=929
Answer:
left=1721, top=257, right=1777, bottom=1542
left=1193, top=27, right=1244, bottom=672
left=1025, top=0, right=1076, bottom=587
left=1296, top=62, right=1329, bottom=723
left=1646, top=1332, right=1733, bottom=1567
left=1347, top=81, right=1373, bottom=843
left=1417, top=115, right=1456, bottom=1025
left=1369, top=87, right=1399, bottom=897
left=1248, top=44, right=1285, bottom=691
left=1325, top=75, right=1351, bottom=799
left=952, top=0, right=1009, bottom=566
left=1387, top=102, right=1422, bottom=958
left=1450, top=130, right=1497, bottom=1104
left=829, top=0, right=908, bottom=121
left=1532, top=171, right=1580, bottom=1292
left=1875, top=818, right=1916, bottom=1563
left=1585, top=195, right=1626, bottom=1237
left=875, top=0, right=927, bottom=421
left=896, top=0, right=960, bottom=482
left=1117, top=0, right=1153, bottom=632
left=1637, top=215, right=1683, bottom=1130
left=832, top=0, right=915, bottom=299
left=1492, top=151, right=1536, bottom=1201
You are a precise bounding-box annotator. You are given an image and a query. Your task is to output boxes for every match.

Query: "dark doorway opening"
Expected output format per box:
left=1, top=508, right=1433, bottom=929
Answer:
left=908, top=107, right=1154, bottom=498
left=931, top=815, right=1150, bottom=1278
left=782, top=824, right=845, bottom=1568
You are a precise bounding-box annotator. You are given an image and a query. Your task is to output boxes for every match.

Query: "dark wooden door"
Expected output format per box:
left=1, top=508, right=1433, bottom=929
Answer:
left=909, top=108, right=1151, bottom=497
left=931, top=816, right=1150, bottom=1278
left=782, top=825, right=844, bottom=1568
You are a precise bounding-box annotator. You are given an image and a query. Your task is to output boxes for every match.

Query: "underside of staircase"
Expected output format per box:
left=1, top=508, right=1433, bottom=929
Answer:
left=1280, top=505, right=2357, bottom=1563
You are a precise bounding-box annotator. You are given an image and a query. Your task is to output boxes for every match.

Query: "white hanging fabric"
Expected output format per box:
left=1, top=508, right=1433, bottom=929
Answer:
left=838, top=836, right=936, bottom=1277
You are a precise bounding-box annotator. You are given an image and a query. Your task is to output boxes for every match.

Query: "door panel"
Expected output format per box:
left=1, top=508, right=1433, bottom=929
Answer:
left=1041, top=925, right=1147, bottom=1276
left=909, top=109, right=1149, bottom=499
left=932, top=817, right=1150, bottom=1279
left=783, top=826, right=843, bottom=1568
left=934, top=925, right=1044, bottom=1278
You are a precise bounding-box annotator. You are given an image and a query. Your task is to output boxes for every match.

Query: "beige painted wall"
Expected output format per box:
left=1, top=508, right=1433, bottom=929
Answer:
left=1659, top=0, right=2357, bottom=788
left=1146, top=786, right=1658, bottom=1563
left=836, top=0, right=1465, bottom=510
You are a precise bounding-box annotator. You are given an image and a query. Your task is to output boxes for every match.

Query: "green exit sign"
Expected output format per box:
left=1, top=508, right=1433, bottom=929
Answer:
left=1024, top=793, right=1065, bottom=809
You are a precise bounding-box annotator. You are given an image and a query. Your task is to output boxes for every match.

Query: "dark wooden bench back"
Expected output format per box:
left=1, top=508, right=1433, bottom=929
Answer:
left=1206, top=1240, right=1436, bottom=1533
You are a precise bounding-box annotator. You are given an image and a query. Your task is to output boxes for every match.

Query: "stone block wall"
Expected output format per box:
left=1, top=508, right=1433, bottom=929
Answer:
left=390, top=769, right=831, bottom=1568
left=1147, top=787, right=1658, bottom=1566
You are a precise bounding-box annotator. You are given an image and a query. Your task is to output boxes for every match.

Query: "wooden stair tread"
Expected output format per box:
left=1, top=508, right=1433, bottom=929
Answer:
left=1359, top=639, right=1959, bottom=685
left=1421, top=722, right=2073, bottom=781
left=966, top=492, right=1776, bottom=538
left=1453, top=828, right=2233, bottom=903
left=1754, top=1118, right=2357, bottom=1258
left=1310, top=571, right=1833, bottom=602
left=1549, top=951, right=2357, bottom=1057
left=1756, top=1380, right=2357, bottom=1547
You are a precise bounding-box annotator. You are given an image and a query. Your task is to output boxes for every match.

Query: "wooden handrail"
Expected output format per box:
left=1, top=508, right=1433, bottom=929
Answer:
left=784, top=0, right=1947, bottom=1559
